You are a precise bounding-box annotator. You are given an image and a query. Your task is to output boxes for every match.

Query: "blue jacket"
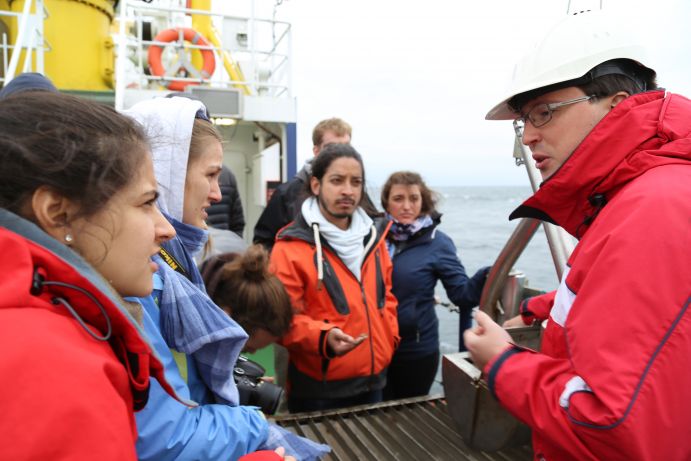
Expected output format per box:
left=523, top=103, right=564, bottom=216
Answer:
left=134, top=293, right=269, bottom=461
left=390, top=219, right=487, bottom=358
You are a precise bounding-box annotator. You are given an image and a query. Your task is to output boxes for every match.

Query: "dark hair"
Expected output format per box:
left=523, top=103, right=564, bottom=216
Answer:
left=381, top=171, right=438, bottom=216
left=201, top=245, right=293, bottom=337
left=312, top=117, right=352, bottom=147
left=189, top=118, right=222, bottom=164
left=303, top=143, right=378, bottom=215
left=0, top=92, right=149, bottom=221
left=509, top=58, right=658, bottom=113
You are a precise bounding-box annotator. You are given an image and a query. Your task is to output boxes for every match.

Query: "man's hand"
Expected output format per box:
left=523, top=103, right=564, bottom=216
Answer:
left=463, top=310, right=512, bottom=371
left=503, top=314, right=526, bottom=328
left=327, top=328, right=367, bottom=356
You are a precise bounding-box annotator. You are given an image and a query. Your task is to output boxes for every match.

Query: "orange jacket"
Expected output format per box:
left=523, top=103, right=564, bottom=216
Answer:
left=270, top=215, right=399, bottom=399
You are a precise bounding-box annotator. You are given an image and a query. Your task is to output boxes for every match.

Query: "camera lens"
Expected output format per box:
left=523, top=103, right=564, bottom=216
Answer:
left=234, top=357, right=284, bottom=414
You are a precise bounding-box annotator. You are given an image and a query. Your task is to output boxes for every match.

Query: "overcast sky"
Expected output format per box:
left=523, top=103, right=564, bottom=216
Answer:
left=266, top=0, right=690, bottom=187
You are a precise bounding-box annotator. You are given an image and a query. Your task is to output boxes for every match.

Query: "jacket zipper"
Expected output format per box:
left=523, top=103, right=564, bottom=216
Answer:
left=322, top=320, right=330, bottom=385
left=301, top=221, right=390, bottom=387
left=360, top=282, right=376, bottom=385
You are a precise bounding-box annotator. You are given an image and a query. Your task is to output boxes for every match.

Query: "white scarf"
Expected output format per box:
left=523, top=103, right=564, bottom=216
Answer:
left=301, top=196, right=373, bottom=281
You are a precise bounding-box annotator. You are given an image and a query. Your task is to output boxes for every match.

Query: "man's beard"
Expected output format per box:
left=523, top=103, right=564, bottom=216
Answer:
left=318, top=193, right=356, bottom=220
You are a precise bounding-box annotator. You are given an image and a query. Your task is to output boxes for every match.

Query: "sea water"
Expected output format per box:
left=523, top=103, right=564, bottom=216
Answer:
left=372, top=185, right=564, bottom=394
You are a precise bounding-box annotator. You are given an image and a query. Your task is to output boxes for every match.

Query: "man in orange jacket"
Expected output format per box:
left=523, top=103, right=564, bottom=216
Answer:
left=270, top=143, right=399, bottom=413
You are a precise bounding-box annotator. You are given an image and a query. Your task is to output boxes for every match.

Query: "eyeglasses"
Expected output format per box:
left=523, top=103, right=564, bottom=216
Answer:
left=513, top=95, right=595, bottom=134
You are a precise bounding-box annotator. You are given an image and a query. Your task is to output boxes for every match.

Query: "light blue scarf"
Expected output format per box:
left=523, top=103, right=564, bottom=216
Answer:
left=157, top=212, right=248, bottom=405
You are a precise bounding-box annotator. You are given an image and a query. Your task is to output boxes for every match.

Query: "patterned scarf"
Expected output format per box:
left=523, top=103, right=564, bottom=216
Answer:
left=386, top=214, right=434, bottom=256
left=157, top=212, right=248, bottom=405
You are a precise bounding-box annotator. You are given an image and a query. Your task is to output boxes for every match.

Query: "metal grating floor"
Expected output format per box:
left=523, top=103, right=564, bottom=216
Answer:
left=272, top=396, right=533, bottom=461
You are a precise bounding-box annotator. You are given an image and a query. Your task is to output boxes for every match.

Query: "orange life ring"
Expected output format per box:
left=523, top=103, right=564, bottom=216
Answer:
left=148, top=27, right=216, bottom=92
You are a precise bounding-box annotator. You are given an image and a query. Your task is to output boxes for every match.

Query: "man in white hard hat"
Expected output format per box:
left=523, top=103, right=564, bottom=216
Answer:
left=464, top=9, right=691, bottom=461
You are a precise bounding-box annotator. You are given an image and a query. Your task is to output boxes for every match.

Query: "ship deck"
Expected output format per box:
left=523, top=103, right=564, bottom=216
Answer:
left=273, top=395, right=532, bottom=461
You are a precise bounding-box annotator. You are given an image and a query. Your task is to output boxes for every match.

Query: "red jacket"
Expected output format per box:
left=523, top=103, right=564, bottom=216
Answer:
left=518, top=290, right=556, bottom=324
left=0, top=213, right=182, bottom=460
left=270, top=215, right=399, bottom=400
left=487, top=91, right=691, bottom=460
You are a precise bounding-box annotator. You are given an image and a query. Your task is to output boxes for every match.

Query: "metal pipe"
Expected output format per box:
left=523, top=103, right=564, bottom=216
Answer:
left=2, top=33, right=8, bottom=81
left=35, top=0, right=44, bottom=74
left=21, top=23, right=33, bottom=73
left=131, top=3, right=291, bottom=26
left=6, top=0, right=34, bottom=82
left=479, top=217, right=541, bottom=318
left=114, top=0, right=128, bottom=110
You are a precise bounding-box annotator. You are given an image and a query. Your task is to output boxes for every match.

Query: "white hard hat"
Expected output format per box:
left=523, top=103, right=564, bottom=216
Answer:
left=486, top=9, right=656, bottom=120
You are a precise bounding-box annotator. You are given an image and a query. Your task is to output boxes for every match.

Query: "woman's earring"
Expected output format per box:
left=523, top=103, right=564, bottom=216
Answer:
left=64, top=233, right=74, bottom=244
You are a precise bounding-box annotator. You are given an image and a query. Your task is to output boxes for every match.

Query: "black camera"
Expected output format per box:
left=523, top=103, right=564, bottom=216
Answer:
left=234, top=355, right=284, bottom=415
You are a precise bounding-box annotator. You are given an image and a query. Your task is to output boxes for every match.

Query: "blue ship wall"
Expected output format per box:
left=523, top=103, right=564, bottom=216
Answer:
left=286, top=122, right=297, bottom=180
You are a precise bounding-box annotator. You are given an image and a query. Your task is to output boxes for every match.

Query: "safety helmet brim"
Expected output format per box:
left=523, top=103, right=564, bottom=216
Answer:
left=485, top=9, right=656, bottom=120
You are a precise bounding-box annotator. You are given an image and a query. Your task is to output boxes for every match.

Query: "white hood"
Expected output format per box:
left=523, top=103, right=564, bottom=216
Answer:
left=123, top=97, right=205, bottom=221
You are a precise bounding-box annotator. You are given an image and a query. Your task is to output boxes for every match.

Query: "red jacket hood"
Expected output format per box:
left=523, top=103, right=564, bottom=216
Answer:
left=510, top=90, right=691, bottom=237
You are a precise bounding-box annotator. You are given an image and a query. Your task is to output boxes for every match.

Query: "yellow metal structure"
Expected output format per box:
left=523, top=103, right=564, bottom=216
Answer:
left=5, top=0, right=115, bottom=90
left=0, top=0, right=9, bottom=79
left=190, top=0, right=251, bottom=95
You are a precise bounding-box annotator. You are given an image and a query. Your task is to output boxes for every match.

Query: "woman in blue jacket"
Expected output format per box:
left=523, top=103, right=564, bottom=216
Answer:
left=125, top=97, right=325, bottom=461
left=124, top=97, right=269, bottom=460
left=381, top=171, right=489, bottom=400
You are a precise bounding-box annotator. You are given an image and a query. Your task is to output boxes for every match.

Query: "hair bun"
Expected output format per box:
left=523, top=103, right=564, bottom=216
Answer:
left=240, top=244, right=269, bottom=281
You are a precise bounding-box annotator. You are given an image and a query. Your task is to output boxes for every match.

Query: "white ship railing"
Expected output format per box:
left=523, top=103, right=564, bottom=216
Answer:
left=115, top=0, right=292, bottom=110
left=0, top=0, right=45, bottom=86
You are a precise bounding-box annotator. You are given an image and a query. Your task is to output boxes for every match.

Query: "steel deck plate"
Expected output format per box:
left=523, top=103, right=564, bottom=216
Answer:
left=273, top=395, right=532, bottom=461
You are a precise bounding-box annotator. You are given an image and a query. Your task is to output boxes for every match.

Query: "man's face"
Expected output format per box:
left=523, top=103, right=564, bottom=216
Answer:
left=310, top=157, right=363, bottom=229
left=313, top=130, right=351, bottom=156
left=519, top=86, right=613, bottom=180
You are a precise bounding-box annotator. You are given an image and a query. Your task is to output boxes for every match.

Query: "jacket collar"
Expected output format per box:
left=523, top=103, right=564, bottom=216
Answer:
left=0, top=208, right=125, bottom=305
left=278, top=211, right=390, bottom=259
left=510, top=90, right=691, bottom=237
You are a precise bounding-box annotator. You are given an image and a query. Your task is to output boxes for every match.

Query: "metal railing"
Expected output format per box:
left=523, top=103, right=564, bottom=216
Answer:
left=115, top=0, right=292, bottom=109
left=479, top=217, right=541, bottom=321
left=478, top=132, right=576, bottom=322
left=0, top=0, right=46, bottom=86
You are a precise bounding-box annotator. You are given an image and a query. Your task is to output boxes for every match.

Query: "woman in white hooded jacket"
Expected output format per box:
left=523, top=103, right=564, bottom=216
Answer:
left=125, top=97, right=271, bottom=461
